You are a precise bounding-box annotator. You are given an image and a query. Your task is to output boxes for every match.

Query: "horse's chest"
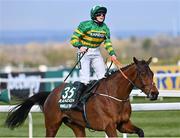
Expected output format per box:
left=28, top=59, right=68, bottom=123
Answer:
left=117, top=103, right=131, bottom=122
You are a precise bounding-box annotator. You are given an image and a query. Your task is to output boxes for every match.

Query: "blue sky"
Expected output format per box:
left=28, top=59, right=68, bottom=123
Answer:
left=0, top=0, right=180, bottom=33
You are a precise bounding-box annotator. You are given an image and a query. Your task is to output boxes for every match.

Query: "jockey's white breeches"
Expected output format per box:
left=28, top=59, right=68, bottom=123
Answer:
left=78, top=47, right=106, bottom=84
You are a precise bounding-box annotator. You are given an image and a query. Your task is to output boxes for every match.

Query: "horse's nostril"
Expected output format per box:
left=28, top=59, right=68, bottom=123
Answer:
left=149, top=92, right=158, bottom=100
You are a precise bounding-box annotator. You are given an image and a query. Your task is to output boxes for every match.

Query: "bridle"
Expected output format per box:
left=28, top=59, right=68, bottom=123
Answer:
left=135, top=64, right=156, bottom=95
left=113, top=59, right=156, bottom=94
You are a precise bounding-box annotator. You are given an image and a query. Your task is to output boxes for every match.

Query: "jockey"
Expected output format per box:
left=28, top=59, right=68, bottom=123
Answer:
left=70, top=5, right=117, bottom=109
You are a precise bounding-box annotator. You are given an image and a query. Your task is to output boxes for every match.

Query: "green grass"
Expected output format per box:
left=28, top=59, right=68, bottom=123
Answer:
left=0, top=111, right=180, bottom=137
left=0, top=97, right=180, bottom=137
left=129, top=111, right=180, bottom=137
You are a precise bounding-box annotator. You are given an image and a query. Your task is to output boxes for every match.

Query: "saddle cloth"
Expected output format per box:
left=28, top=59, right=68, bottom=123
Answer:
left=58, top=80, right=99, bottom=111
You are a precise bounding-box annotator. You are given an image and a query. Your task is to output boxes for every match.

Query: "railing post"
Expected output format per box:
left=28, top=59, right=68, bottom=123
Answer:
left=50, top=82, right=55, bottom=90
left=28, top=113, right=33, bottom=138
left=29, top=88, right=33, bottom=97
left=123, top=133, right=127, bottom=138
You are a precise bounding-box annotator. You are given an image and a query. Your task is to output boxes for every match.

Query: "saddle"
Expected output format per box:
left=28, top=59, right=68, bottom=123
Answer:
left=59, top=80, right=99, bottom=111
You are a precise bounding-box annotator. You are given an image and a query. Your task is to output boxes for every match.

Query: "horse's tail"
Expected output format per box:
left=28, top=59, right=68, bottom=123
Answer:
left=5, top=92, right=50, bottom=129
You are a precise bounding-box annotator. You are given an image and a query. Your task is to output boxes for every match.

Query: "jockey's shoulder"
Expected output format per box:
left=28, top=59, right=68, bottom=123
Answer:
left=79, top=20, right=92, bottom=26
left=102, top=22, right=109, bottom=29
left=78, top=20, right=92, bottom=31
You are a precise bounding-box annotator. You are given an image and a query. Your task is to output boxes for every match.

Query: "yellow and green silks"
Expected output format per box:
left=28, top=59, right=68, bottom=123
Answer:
left=70, top=20, right=115, bottom=56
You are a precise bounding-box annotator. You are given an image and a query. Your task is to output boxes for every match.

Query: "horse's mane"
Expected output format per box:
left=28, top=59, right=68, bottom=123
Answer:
left=121, top=62, right=135, bottom=71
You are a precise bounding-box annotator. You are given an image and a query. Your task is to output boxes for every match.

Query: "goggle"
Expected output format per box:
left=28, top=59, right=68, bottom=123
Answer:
left=95, top=13, right=105, bottom=17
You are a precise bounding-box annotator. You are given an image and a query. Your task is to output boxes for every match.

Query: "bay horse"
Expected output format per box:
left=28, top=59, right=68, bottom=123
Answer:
left=5, top=57, right=159, bottom=137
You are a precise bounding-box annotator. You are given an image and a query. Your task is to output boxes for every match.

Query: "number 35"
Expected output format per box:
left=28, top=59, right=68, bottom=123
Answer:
left=62, top=87, right=76, bottom=99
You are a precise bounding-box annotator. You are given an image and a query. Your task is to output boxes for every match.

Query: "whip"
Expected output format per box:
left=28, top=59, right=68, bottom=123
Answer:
left=63, top=48, right=89, bottom=82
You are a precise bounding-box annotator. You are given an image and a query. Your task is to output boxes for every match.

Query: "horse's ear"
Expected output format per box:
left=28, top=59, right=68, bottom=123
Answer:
left=133, top=57, right=139, bottom=65
left=147, top=57, right=152, bottom=65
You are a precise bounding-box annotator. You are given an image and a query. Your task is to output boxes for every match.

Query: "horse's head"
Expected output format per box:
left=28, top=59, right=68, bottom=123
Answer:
left=133, top=57, right=159, bottom=100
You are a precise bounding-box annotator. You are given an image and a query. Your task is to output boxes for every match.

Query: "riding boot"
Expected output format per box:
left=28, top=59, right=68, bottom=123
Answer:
left=71, top=82, right=86, bottom=111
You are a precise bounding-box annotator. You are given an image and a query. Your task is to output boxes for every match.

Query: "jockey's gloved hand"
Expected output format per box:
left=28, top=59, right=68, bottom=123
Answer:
left=79, top=47, right=88, bottom=53
left=111, top=55, right=117, bottom=61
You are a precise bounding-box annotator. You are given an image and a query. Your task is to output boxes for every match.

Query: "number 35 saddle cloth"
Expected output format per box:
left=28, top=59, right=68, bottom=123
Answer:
left=59, top=80, right=99, bottom=111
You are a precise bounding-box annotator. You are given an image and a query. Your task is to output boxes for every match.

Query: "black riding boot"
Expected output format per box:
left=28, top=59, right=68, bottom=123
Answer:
left=71, top=82, right=86, bottom=111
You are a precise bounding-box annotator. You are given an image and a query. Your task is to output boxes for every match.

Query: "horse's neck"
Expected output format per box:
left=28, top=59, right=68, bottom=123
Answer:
left=113, top=64, right=137, bottom=99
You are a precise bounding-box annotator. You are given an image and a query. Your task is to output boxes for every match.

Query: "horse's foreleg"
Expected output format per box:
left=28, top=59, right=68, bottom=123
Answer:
left=105, top=123, right=118, bottom=137
left=64, top=122, right=86, bottom=137
left=117, top=120, right=144, bottom=138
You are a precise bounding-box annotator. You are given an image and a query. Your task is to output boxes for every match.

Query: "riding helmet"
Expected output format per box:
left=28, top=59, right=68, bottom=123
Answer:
left=90, top=5, right=107, bottom=20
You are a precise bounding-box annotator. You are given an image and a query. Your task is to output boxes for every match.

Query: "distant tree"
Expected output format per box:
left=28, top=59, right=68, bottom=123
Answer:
left=142, top=38, right=152, bottom=51
left=130, top=36, right=137, bottom=42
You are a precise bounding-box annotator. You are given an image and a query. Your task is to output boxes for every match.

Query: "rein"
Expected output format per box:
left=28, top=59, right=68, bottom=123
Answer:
left=95, top=59, right=139, bottom=103
left=112, top=59, right=137, bottom=87
left=93, top=59, right=131, bottom=103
